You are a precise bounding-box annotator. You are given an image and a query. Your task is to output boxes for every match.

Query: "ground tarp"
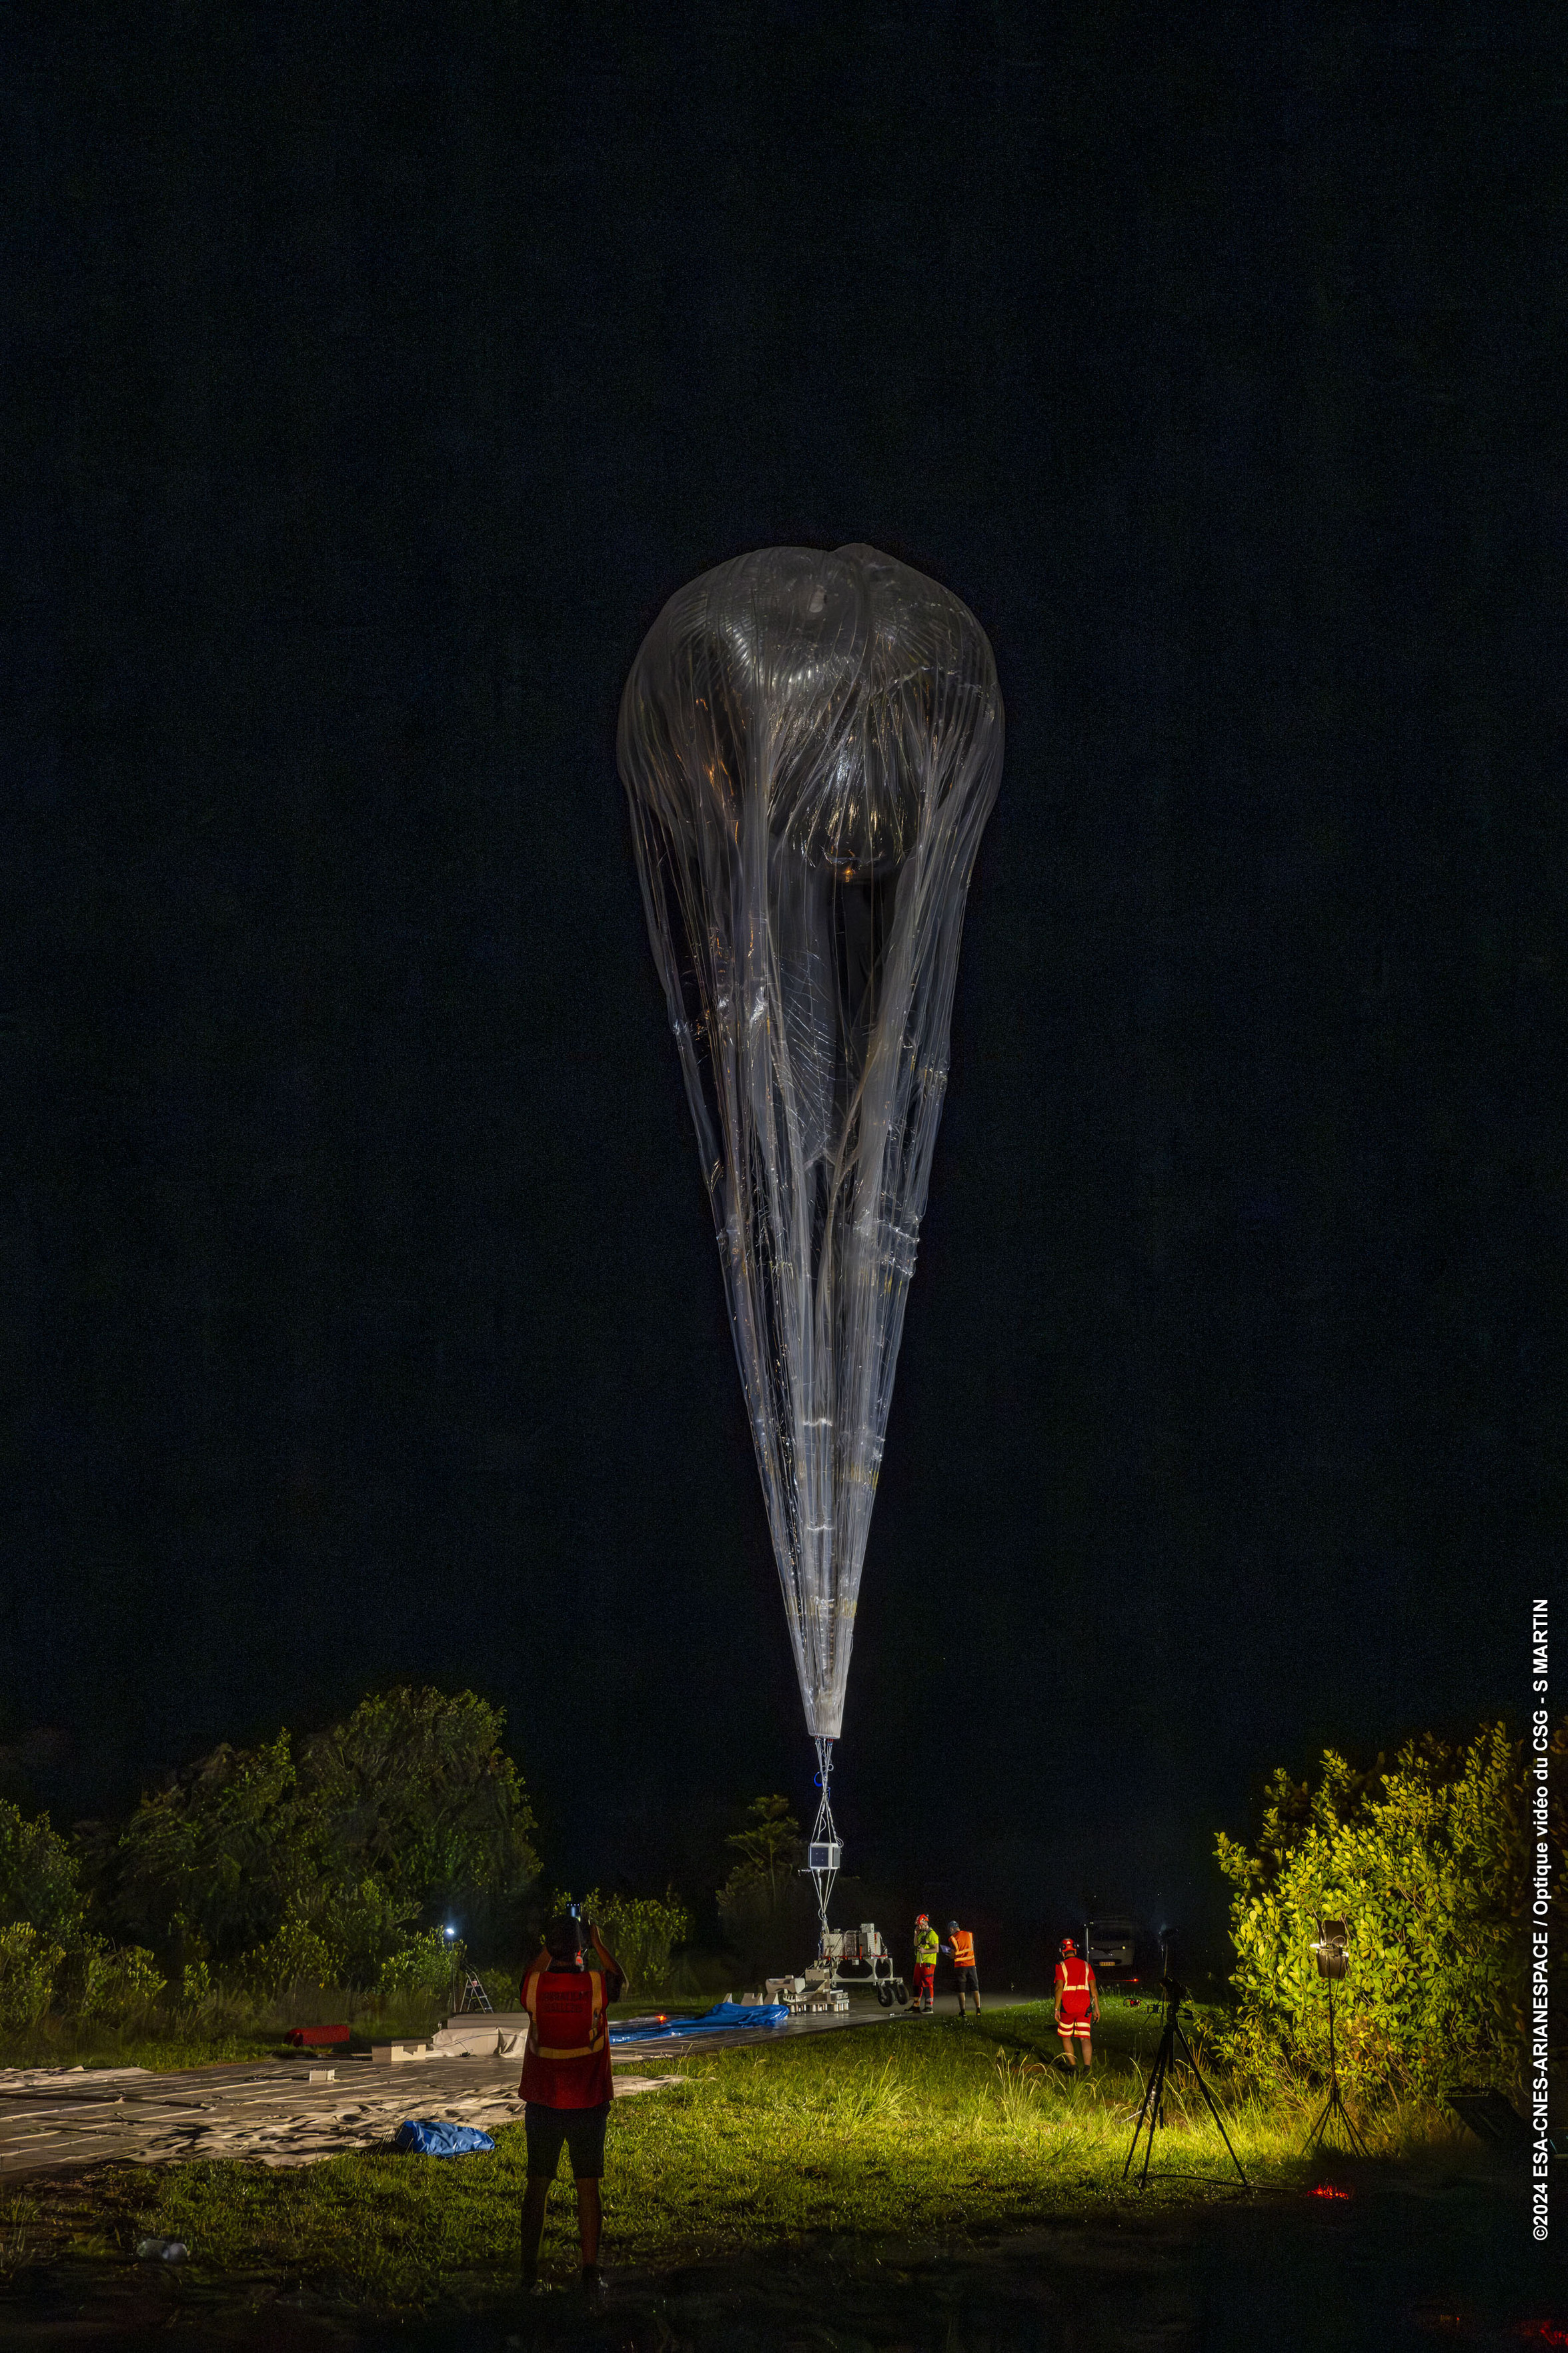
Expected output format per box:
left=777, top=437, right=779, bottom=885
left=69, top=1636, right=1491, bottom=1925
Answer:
left=609, top=2002, right=790, bottom=2042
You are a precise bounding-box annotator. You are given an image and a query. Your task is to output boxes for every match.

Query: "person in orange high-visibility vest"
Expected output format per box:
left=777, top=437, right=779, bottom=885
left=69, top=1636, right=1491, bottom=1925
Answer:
left=1053, top=1936, right=1099, bottom=2069
left=940, top=1919, right=981, bottom=2016
left=518, top=1913, right=626, bottom=2303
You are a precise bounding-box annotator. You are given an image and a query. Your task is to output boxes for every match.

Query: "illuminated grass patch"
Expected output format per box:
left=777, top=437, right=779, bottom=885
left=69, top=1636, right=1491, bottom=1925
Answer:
left=7, top=2004, right=1469, bottom=2319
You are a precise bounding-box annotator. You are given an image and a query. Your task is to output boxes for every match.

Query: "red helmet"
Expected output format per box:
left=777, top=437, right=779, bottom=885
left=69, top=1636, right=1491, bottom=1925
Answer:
left=915, top=1913, right=929, bottom=1927
left=1059, top=1937, right=1078, bottom=1957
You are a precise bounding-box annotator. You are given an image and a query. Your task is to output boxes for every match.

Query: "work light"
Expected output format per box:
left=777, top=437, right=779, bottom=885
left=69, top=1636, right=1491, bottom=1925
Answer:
left=1311, top=1918, right=1349, bottom=1981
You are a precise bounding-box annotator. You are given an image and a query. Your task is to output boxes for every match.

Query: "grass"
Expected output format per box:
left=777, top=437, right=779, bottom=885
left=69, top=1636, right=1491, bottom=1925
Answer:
left=0, top=2017, right=281, bottom=2073
left=0, top=1969, right=726, bottom=2079
left=0, top=2001, right=1475, bottom=2322
left=0, top=1983, right=477, bottom=2076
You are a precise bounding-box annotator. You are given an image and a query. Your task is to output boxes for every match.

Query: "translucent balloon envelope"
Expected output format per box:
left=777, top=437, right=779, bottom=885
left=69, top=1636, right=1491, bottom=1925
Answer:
left=620, top=544, right=1002, bottom=1751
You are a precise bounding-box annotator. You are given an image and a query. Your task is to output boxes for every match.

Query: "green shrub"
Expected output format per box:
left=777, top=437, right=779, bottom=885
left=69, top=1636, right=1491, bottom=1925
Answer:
left=239, top=1911, right=343, bottom=2001
left=555, top=1889, right=694, bottom=1994
left=0, top=1925, right=65, bottom=2030
left=0, top=1803, right=85, bottom=1945
left=60, top=1938, right=165, bottom=2022
left=178, top=1959, right=213, bottom=2008
left=1216, top=1721, right=1549, bottom=2100
left=377, top=1927, right=460, bottom=2001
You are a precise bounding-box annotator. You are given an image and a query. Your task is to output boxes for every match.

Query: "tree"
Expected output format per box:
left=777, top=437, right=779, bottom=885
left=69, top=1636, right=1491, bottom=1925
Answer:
left=720, top=1797, right=803, bottom=1906
left=556, top=1888, right=694, bottom=1993
left=299, top=1687, right=538, bottom=1950
left=1215, top=1721, right=1556, bottom=2101
left=109, top=1687, right=540, bottom=1981
left=113, top=1732, right=304, bottom=1962
left=717, top=1796, right=812, bottom=1982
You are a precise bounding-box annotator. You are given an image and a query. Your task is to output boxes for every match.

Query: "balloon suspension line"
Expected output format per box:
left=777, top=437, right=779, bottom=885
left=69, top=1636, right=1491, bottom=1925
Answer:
left=809, top=1736, right=840, bottom=1937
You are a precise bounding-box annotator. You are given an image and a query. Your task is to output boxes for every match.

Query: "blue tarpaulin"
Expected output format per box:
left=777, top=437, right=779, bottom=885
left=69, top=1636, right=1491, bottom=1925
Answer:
left=394, top=2119, right=496, bottom=2156
left=608, top=2001, right=790, bottom=2043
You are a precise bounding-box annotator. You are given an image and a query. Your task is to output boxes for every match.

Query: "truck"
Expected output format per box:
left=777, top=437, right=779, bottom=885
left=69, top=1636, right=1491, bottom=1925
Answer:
left=1082, top=1915, right=1143, bottom=1999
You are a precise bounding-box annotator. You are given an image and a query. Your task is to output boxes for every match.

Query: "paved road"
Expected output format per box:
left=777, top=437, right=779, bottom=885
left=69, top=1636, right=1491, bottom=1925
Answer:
left=608, top=1987, right=1048, bottom=2057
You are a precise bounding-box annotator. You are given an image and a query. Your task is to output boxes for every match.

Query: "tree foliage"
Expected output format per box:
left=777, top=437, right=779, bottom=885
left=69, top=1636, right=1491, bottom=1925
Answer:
left=301, top=1689, right=538, bottom=1928
left=107, top=1687, right=539, bottom=1983
left=377, top=1926, right=461, bottom=2001
left=63, top=1939, right=165, bottom=2022
left=1215, top=1721, right=1553, bottom=2099
left=716, top=1797, right=812, bottom=1981
left=0, top=1923, right=64, bottom=2029
left=720, top=1797, right=803, bottom=1906
left=552, top=1888, right=694, bottom=1994
left=115, top=1733, right=301, bottom=1959
left=0, top=1801, right=87, bottom=1947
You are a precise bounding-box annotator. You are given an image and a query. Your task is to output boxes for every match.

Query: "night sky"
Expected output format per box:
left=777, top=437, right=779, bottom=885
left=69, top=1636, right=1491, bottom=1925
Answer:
left=3, top=5, right=1563, bottom=1967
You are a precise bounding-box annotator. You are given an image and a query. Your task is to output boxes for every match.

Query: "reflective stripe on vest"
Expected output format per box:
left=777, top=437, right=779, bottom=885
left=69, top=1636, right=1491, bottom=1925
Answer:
left=950, top=1931, right=975, bottom=1969
left=521, top=1954, right=606, bottom=2059
left=1057, top=1961, right=1091, bottom=1995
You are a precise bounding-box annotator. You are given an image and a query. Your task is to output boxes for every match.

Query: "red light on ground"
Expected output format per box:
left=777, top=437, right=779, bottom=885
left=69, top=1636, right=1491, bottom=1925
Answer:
left=1310, top=2183, right=1353, bottom=2200
left=1514, top=2326, right=1568, bottom=2346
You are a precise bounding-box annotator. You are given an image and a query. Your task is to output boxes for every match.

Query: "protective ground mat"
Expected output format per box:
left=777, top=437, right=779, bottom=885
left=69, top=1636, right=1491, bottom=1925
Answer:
left=0, top=2061, right=677, bottom=2178
left=0, top=2162, right=1557, bottom=2350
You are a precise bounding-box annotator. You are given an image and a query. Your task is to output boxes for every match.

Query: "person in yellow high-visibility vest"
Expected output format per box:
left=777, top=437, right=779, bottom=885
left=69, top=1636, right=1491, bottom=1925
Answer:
left=1053, top=1936, right=1099, bottom=2069
left=910, top=1914, right=940, bottom=2012
left=940, top=1920, right=980, bottom=2016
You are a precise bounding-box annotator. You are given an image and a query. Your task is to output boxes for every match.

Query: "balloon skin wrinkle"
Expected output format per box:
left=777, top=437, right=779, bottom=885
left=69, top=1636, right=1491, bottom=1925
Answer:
left=620, top=544, right=1002, bottom=1743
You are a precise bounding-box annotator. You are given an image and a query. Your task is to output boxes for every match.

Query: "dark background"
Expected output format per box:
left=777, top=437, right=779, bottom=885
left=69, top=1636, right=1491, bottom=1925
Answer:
left=2, top=3, right=1563, bottom=1973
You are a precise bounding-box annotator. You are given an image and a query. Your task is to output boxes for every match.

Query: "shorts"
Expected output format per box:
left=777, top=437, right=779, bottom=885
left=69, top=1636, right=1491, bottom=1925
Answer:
left=524, top=2099, right=610, bottom=2180
left=954, top=1967, right=979, bottom=1997
left=1056, top=2015, right=1092, bottom=2040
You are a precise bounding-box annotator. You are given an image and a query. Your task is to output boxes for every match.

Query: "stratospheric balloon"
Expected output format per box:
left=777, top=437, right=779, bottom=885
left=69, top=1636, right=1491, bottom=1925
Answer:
left=620, top=543, right=1002, bottom=1768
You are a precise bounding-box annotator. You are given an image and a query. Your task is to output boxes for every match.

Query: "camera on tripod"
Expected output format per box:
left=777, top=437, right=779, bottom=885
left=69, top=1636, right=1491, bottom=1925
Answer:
left=1124, top=1972, right=1247, bottom=2191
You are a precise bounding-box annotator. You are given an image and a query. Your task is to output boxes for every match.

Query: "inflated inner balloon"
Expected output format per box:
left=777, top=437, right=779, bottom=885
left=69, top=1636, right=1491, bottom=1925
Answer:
left=620, top=545, right=1002, bottom=1740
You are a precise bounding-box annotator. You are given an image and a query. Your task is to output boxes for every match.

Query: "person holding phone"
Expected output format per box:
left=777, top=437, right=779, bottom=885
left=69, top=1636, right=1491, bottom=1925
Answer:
left=518, top=1911, right=626, bottom=2302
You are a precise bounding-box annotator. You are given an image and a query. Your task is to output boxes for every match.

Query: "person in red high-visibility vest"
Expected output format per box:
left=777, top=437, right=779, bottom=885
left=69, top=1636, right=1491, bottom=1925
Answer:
left=517, top=1913, right=626, bottom=2303
left=1053, top=1936, right=1099, bottom=2069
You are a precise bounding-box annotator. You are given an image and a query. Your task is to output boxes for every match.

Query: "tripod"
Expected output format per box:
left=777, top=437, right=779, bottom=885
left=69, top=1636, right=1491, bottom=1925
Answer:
left=1302, top=1973, right=1368, bottom=2158
left=1123, top=1977, right=1249, bottom=2191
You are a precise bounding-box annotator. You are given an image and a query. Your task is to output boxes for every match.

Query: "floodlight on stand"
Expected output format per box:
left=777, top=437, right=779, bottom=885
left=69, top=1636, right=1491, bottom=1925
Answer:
left=1311, top=1918, right=1349, bottom=1981
left=1303, top=1915, right=1368, bottom=2159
